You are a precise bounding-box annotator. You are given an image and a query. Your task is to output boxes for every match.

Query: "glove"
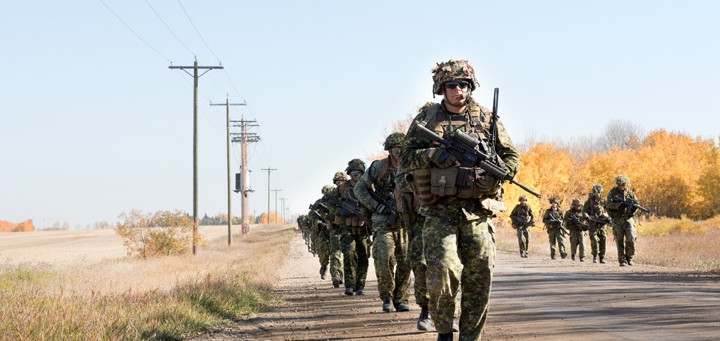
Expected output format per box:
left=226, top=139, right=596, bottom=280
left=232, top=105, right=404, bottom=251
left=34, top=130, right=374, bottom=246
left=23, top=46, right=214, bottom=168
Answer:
left=375, top=203, right=388, bottom=214
left=429, top=148, right=457, bottom=168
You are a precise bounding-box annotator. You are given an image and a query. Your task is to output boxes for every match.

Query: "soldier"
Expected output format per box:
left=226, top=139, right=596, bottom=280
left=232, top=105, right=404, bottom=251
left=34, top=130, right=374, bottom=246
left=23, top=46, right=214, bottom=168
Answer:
left=309, top=186, right=333, bottom=279
left=396, top=158, right=432, bottom=330
left=324, top=173, right=346, bottom=287
left=509, top=195, right=534, bottom=258
left=583, top=184, right=610, bottom=263
left=542, top=197, right=567, bottom=260
left=400, top=59, right=520, bottom=341
left=355, top=132, right=411, bottom=313
left=332, top=162, right=371, bottom=296
left=606, top=174, right=640, bottom=266
left=564, top=198, right=588, bottom=262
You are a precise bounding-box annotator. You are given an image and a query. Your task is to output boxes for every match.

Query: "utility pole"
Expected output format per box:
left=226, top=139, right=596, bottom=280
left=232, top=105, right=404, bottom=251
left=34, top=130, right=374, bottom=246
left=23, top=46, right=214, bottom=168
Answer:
left=210, top=96, right=246, bottom=245
left=232, top=119, right=259, bottom=236
left=260, top=168, right=277, bottom=225
left=169, top=58, right=223, bottom=255
left=272, top=189, right=282, bottom=224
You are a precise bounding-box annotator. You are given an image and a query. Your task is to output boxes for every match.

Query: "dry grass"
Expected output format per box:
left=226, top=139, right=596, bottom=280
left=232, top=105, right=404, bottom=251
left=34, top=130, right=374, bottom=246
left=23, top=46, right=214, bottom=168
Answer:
left=0, top=225, right=294, bottom=341
left=494, top=217, right=720, bottom=271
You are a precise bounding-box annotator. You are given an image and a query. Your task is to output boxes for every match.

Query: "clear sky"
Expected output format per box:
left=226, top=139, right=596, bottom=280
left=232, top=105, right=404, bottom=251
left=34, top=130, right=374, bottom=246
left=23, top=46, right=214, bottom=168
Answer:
left=1, top=1, right=718, bottom=228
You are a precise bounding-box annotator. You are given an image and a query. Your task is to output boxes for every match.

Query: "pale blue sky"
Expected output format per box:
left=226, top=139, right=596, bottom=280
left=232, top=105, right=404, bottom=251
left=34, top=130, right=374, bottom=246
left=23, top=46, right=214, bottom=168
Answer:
left=1, top=1, right=718, bottom=227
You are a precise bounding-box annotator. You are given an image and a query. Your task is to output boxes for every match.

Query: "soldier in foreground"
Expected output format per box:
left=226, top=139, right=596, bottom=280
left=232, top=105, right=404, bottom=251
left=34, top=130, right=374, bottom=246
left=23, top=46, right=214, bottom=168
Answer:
left=509, top=195, right=534, bottom=258
left=583, top=184, right=610, bottom=263
left=542, top=197, right=568, bottom=260
left=564, top=198, right=588, bottom=262
left=334, top=161, right=371, bottom=296
left=606, top=175, right=641, bottom=266
left=401, top=59, right=520, bottom=341
left=355, top=133, right=411, bottom=313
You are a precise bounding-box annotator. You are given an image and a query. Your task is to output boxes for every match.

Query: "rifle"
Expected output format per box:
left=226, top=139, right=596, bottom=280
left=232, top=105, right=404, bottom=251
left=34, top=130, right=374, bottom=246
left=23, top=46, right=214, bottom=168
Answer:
left=566, top=212, right=589, bottom=231
left=546, top=216, right=570, bottom=235
left=367, top=189, right=399, bottom=226
left=624, top=197, right=651, bottom=214
left=584, top=213, right=611, bottom=226
left=338, top=197, right=366, bottom=219
left=409, top=91, right=541, bottom=198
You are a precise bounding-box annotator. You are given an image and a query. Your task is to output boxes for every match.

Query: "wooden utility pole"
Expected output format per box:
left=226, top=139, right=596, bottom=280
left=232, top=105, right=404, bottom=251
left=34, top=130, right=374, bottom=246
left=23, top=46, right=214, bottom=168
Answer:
left=210, top=96, right=246, bottom=245
left=261, top=168, right=277, bottom=225
left=232, top=119, right=259, bottom=236
left=169, top=58, right=223, bottom=255
left=272, top=189, right=282, bottom=224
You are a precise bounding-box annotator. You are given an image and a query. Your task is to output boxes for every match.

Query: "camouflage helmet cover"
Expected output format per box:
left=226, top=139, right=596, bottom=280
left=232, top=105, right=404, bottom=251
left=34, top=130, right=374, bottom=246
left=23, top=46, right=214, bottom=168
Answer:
left=615, top=174, right=630, bottom=186
left=549, top=197, right=559, bottom=204
left=572, top=198, right=582, bottom=206
left=321, top=185, right=334, bottom=195
left=519, top=195, right=527, bottom=202
left=384, top=132, right=405, bottom=150
left=432, top=59, right=479, bottom=95
left=333, top=171, right=348, bottom=182
left=592, top=184, right=603, bottom=194
left=346, top=158, right=366, bottom=174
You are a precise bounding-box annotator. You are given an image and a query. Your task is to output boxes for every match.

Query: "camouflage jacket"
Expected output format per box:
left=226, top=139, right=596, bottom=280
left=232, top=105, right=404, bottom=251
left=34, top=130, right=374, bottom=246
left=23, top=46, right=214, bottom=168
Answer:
left=354, top=158, right=397, bottom=224
left=582, top=194, right=608, bottom=227
left=510, top=204, right=534, bottom=228
left=399, top=98, right=519, bottom=220
left=606, top=186, right=637, bottom=220
left=542, top=207, right=565, bottom=230
left=563, top=208, right=587, bottom=231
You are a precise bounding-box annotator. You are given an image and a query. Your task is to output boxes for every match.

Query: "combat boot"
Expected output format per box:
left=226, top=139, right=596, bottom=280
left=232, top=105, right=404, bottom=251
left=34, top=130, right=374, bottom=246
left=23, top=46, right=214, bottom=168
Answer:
left=571, top=254, right=575, bottom=261
left=619, top=261, right=626, bottom=267
left=593, top=256, right=597, bottom=263
left=437, top=332, right=453, bottom=341
left=580, top=257, right=585, bottom=262
left=417, top=307, right=432, bottom=331
left=627, top=258, right=634, bottom=266
left=320, top=265, right=327, bottom=279
left=395, top=301, right=410, bottom=312
left=599, top=256, right=606, bottom=264
left=382, top=299, right=393, bottom=313
left=332, top=278, right=341, bottom=288
left=344, top=287, right=354, bottom=296
left=355, top=289, right=365, bottom=296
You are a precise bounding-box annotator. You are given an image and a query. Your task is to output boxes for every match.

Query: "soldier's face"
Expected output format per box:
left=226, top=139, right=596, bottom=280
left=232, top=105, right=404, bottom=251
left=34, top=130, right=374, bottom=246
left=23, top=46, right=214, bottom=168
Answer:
left=349, top=170, right=363, bottom=182
left=520, top=200, right=527, bottom=206
left=551, top=203, right=558, bottom=209
left=389, top=147, right=401, bottom=158
left=334, top=180, right=343, bottom=187
left=619, top=184, right=626, bottom=191
left=443, top=80, right=471, bottom=106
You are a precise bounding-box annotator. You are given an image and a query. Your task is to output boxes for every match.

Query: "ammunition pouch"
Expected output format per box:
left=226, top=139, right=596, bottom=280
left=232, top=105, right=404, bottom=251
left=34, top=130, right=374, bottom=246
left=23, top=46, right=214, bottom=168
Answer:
left=422, top=166, right=501, bottom=201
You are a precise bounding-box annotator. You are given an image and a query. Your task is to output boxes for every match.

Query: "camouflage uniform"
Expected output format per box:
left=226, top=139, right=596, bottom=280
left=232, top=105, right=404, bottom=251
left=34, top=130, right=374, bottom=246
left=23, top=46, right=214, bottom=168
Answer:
left=509, top=196, right=534, bottom=258
left=606, top=175, right=639, bottom=266
left=331, top=164, right=370, bottom=295
left=355, top=134, right=411, bottom=312
left=564, top=199, right=587, bottom=261
left=308, top=198, right=331, bottom=275
left=322, top=184, right=345, bottom=287
left=582, top=184, right=609, bottom=263
left=542, top=199, right=567, bottom=260
left=400, top=60, right=520, bottom=341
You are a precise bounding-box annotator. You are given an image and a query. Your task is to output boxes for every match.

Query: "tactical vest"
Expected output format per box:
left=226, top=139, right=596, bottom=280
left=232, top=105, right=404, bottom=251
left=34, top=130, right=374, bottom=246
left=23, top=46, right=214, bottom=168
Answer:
left=410, top=101, right=502, bottom=205
left=333, top=181, right=367, bottom=228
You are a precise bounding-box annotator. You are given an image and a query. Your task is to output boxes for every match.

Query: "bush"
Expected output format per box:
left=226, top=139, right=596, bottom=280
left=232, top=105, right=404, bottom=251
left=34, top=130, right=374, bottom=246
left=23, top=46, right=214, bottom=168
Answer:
left=115, top=210, right=205, bottom=258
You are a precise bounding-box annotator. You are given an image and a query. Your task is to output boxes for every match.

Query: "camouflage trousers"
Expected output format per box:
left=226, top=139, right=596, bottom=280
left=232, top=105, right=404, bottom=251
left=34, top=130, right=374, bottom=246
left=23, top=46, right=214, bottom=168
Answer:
left=408, top=217, right=428, bottom=308
left=515, top=227, right=530, bottom=256
left=612, top=218, right=636, bottom=263
left=547, top=229, right=567, bottom=259
left=569, top=230, right=586, bottom=259
left=329, top=226, right=344, bottom=282
left=314, top=232, right=330, bottom=268
left=423, top=214, right=495, bottom=339
left=372, top=222, right=410, bottom=305
left=341, top=225, right=369, bottom=291
left=588, top=225, right=607, bottom=258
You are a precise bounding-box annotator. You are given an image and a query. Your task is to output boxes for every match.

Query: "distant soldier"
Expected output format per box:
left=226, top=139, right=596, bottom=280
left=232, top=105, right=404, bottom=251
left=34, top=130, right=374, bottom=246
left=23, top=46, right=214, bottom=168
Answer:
left=309, top=186, right=333, bottom=279
left=564, top=198, right=588, bottom=262
left=606, top=175, right=640, bottom=266
left=583, top=184, right=610, bottom=263
left=324, top=174, right=346, bottom=287
left=510, top=195, right=534, bottom=258
left=333, top=161, right=371, bottom=296
left=542, top=197, right=567, bottom=260
left=355, top=132, right=411, bottom=313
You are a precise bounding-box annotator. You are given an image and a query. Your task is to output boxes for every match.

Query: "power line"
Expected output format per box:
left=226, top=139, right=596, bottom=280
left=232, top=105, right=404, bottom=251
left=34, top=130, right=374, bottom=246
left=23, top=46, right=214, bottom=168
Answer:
left=144, top=0, right=195, bottom=57
left=98, top=0, right=171, bottom=63
left=176, top=0, right=222, bottom=63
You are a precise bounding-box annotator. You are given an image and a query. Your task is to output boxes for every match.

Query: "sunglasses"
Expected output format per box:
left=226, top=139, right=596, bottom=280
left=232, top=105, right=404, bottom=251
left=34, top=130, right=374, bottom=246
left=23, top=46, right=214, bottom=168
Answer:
left=444, top=81, right=470, bottom=90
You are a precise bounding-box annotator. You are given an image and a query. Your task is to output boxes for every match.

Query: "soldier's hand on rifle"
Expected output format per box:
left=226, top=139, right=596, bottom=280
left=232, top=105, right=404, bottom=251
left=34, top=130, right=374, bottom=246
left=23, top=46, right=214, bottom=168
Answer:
left=375, top=203, right=389, bottom=214
left=428, top=147, right=457, bottom=168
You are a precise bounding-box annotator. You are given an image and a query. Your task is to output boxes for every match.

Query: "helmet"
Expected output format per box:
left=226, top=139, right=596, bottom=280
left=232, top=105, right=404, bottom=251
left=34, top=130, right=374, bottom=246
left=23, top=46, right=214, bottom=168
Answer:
left=519, top=195, right=527, bottom=202
left=572, top=198, right=582, bottom=206
left=432, top=59, right=479, bottom=95
left=549, top=197, right=559, bottom=204
left=384, top=132, right=405, bottom=150
left=615, top=174, right=630, bottom=186
left=333, top=171, right=347, bottom=182
left=592, top=184, right=603, bottom=194
left=346, top=158, right=366, bottom=174
left=321, top=185, right=334, bottom=195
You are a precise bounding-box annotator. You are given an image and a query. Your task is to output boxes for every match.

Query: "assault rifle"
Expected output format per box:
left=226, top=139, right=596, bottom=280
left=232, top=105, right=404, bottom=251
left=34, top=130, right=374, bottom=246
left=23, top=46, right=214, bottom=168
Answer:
left=624, top=198, right=652, bottom=214
left=409, top=90, right=540, bottom=198
left=584, top=213, right=611, bottom=226
left=545, top=216, right=570, bottom=235
left=338, top=197, right=366, bottom=219
left=566, top=212, right=589, bottom=231
left=367, top=189, right=399, bottom=226
left=513, top=215, right=535, bottom=229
